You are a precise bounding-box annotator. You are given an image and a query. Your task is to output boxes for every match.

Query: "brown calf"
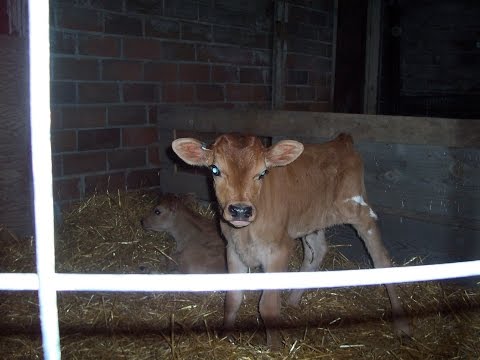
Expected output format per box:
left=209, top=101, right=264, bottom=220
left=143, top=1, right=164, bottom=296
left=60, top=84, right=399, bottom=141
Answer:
left=172, top=133, right=410, bottom=349
left=141, top=194, right=227, bottom=274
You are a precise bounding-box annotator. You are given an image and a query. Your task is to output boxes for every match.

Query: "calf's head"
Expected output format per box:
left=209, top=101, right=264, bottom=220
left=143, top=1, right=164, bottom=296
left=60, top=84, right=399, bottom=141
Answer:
left=172, top=134, right=304, bottom=228
left=141, top=195, right=178, bottom=231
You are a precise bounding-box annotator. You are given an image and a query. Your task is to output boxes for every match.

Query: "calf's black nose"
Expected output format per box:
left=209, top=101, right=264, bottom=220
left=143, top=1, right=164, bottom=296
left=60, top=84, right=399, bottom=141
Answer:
left=228, top=204, right=253, bottom=219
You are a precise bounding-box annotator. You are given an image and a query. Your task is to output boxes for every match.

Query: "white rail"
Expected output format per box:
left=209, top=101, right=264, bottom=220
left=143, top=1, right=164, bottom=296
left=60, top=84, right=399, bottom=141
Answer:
left=1, top=261, right=480, bottom=293
left=0, top=1, right=476, bottom=359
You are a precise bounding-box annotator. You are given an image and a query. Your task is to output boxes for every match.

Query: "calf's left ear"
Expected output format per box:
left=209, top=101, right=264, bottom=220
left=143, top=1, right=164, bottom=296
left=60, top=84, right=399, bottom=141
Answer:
left=172, top=138, right=212, bottom=166
left=266, top=140, right=304, bottom=167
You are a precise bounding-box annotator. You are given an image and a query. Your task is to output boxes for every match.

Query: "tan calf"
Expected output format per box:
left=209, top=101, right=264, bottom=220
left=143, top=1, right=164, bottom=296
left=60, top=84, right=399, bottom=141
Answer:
left=141, top=194, right=227, bottom=274
left=172, top=133, right=410, bottom=349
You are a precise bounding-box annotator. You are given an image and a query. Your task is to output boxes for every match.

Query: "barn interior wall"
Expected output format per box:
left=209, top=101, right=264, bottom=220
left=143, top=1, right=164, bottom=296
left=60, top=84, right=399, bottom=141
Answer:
left=49, top=0, right=336, bottom=208
left=379, top=0, right=480, bottom=119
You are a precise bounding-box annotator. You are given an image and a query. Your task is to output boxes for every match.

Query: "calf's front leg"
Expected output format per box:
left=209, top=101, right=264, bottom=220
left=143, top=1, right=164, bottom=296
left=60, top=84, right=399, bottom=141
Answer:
left=223, top=245, right=248, bottom=338
left=260, top=242, right=291, bottom=350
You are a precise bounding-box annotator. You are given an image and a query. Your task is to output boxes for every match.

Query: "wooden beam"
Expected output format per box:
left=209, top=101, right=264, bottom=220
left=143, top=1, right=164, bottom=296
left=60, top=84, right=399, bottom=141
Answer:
left=157, top=107, right=480, bottom=148
left=271, top=0, right=288, bottom=109
left=363, top=0, right=382, bottom=114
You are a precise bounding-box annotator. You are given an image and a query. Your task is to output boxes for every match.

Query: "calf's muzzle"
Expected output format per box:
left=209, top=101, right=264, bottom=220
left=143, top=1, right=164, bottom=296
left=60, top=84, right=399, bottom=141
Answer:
left=226, top=203, right=254, bottom=227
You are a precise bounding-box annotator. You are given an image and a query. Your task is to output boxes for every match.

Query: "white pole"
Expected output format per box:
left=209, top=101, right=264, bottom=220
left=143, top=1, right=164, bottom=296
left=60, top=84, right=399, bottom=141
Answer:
left=28, top=0, right=60, bottom=359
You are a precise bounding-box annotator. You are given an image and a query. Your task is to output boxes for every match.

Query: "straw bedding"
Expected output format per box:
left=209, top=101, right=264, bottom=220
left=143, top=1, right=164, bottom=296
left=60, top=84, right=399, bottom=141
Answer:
left=0, top=190, right=479, bottom=359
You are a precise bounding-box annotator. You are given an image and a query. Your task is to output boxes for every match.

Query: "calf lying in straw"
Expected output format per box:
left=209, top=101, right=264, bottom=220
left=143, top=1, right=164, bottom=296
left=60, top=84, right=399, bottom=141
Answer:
left=141, top=194, right=227, bottom=274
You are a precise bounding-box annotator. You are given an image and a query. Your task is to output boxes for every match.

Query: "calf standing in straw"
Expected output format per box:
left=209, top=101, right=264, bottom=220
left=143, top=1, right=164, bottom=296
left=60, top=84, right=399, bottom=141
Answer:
left=141, top=194, right=227, bottom=274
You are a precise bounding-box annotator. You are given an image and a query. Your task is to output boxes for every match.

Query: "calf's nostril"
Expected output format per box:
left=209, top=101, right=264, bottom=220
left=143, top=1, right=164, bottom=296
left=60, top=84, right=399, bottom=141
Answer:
left=228, top=204, right=253, bottom=219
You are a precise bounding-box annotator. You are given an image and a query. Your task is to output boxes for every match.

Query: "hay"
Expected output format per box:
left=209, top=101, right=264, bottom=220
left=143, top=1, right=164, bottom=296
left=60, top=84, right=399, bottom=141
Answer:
left=0, top=190, right=479, bottom=359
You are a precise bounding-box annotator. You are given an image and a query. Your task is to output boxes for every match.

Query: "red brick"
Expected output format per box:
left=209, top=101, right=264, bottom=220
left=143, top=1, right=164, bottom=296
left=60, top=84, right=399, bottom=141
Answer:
left=181, top=22, right=212, bottom=42
left=56, top=7, right=102, bottom=32
left=225, top=83, right=250, bottom=101
left=108, top=148, right=146, bottom=169
left=51, top=108, right=63, bottom=129
left=54, top=57, right=99, bottom=81
left=78, top=128, right=120, bottom=151
left=78, top=83, right=119, bottom=103
left=51, top=130, right=77, bottom=153
left=212, top=65, right=239, bottom=83
left=63, top=151, right=107, bottom=175
left=85, top=172, right=126, bottom=196
left=285, top=86, right=297, bottom=101
left=122, top=126, right=158, bottom=147
left=51, top=31, right=76, bottom=55
left=316, top=86, right=331, bottom=101
left=287, top=70, right=309, bottom=85
left=51, top=81, right=76, bottom=104
left=297, top=86, right=316, bottom=101
left=179, top=63, right=210, bottom=82
left=213, top=25, right=269, bottom=49
left=254, top=85, right=271, bottom=102
left=144, top=62, right=177, bottom=82
left=147, top=106, right=157, bottom=124
left=108, top=105, right=147, bottom=126
left=226, top=84, right=270, bottom=102
left=240, top=68, right=269, bottom=84
left=148, top=145, right=160, bottom=166
left=53, top=178, right=81, bottom=201
left=124, top=38, right=163, bottom=60
left=62, top=106, right=106, bottom=129
left=105, top=13, right=142, bottom=36
left=161, top=84, right=194, bottom=103
left=123, top=83, right=157, bottom=102
left=83, top=0, right=123, bottom=12
left=52, top=154, right=62, bottom=177
left=78, top=35, right=121, bottom=57
left=198, top=44, right=254, bottom=65
left=126, top=168, right=160, bottom=189
left=196, top=84, right=224, bottom=102
left=146, top=18, right=180, bottom=39
left=124, top=39, right=194, bottom=61
left=161, top=41, right=195, bottom=61
left=102, top=60, right=143, bottom=81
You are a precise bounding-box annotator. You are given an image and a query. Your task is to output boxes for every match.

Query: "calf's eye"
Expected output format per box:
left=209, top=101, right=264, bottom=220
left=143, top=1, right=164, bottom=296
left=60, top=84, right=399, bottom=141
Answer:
left=210, top=165, right=221, bottom=177
left=154, top=209, right=161, bottom=215
left=258, top=169, right=269, bottom=180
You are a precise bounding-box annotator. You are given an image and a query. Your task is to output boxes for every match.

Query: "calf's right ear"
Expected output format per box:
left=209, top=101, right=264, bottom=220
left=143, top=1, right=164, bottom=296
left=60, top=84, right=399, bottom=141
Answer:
left=172, top=138, right=212, bottom=166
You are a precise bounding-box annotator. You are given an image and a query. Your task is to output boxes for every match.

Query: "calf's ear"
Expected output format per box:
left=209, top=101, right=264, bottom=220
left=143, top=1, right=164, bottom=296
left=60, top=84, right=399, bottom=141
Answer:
left=172, top=138, right=212, bottom=166
left=266, top=140, right=304, bottom=167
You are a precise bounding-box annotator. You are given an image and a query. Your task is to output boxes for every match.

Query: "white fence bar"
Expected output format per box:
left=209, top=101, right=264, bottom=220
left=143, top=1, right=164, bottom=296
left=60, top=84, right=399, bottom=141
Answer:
left=28, top=1, right=60, bottom=360
left=48, top=261, right=480, bottom=291
left=1, top=260, right=479, bottom=293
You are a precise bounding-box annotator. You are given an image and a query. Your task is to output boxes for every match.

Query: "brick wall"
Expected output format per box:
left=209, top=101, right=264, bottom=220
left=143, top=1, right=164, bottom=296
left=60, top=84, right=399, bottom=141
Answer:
left=50, top=0, right=335, bottom=207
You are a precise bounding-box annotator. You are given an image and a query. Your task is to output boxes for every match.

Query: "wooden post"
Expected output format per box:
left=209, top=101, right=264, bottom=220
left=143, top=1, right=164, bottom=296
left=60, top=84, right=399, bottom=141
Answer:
left=363, top=0, right=382, bottom=114
left=272, top=0, right=288, bottom=110
left=330, top=0, right=339, bottom=109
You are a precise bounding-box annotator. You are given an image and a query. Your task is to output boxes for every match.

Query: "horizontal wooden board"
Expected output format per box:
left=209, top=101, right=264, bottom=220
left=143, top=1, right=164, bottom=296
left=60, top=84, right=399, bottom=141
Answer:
left=158, top=106, right=480, bottom=148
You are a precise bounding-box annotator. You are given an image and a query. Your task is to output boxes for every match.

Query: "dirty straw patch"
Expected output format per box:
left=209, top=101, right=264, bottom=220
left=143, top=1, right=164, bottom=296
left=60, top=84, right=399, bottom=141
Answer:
left=0, top=191, right=479, bottom=359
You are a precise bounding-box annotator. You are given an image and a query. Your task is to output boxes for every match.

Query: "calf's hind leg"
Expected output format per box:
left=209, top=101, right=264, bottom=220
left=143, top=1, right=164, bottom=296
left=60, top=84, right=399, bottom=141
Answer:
left=287, top=230, right=328, bottom=307
left=352, top=219, right=411, bottom=337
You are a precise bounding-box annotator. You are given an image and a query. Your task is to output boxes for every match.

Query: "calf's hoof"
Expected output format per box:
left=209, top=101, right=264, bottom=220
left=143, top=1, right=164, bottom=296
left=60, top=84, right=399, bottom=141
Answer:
left=393, top=316, right=412, bottom=340
left=266, top=330, right=284, bottom=352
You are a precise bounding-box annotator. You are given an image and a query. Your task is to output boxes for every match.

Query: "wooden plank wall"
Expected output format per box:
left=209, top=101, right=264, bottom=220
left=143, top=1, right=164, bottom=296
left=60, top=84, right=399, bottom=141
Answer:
left=157, top=107, right=480, bottom=267
left=0, top=35, right=33, bottom=236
